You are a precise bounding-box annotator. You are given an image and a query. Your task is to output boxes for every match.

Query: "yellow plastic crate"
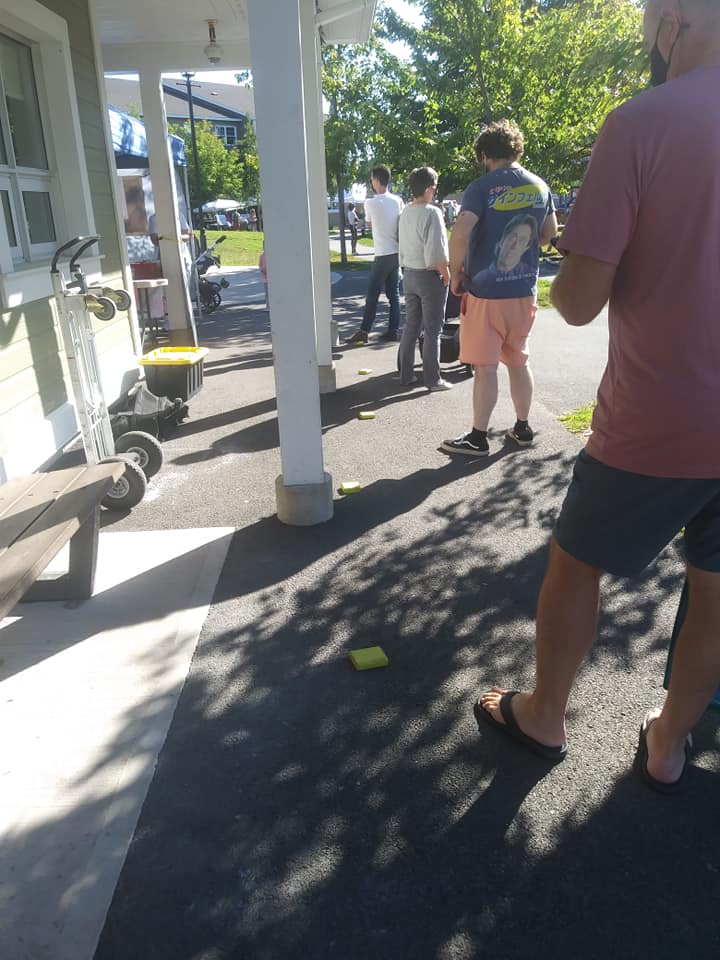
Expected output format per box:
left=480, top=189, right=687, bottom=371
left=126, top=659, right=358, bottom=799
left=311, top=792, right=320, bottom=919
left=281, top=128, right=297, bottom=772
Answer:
left=139, top=347, right=209, bottom=366
left=139, top=347, right=209, bottom=400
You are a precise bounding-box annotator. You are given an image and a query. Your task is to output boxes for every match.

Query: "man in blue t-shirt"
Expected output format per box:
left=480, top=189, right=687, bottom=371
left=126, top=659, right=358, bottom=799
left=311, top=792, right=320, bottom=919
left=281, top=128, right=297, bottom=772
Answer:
left=443, top=120, right=557, bottom=457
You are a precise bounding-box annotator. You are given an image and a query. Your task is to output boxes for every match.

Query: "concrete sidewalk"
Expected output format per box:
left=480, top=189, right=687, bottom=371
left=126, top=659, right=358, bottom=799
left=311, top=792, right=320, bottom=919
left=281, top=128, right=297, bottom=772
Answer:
left=3, top=271, right=719, bottom=960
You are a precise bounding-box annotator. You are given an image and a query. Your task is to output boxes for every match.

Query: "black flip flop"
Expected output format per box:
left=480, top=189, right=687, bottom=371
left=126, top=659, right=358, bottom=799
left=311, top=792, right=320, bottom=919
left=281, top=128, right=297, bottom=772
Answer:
left=474, top=691, right=567, bottom=763
left=633, top=714, right=692, bottom=795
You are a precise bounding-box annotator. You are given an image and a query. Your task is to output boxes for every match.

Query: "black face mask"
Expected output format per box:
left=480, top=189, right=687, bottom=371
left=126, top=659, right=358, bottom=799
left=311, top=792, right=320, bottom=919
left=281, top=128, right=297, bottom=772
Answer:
left=649, top=42, right=669, bottom=86
left=649, top=21, right=685, bottom=86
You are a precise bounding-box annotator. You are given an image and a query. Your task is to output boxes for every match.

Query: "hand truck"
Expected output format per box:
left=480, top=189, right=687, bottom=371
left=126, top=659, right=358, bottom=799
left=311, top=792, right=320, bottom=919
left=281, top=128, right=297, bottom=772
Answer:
left=51, top=236, right=164, bottom=510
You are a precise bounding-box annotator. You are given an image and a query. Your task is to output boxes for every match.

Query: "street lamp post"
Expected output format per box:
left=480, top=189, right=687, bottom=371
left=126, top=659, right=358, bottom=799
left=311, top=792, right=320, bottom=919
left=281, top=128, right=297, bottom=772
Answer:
left=181, top=71, right=207, bottom=251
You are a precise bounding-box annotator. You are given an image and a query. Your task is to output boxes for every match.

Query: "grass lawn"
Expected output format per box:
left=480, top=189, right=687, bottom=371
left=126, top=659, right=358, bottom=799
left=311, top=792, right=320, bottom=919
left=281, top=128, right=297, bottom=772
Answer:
left=330, top=250, right=372, bottom=271
left=558, top=402, right=596, bottom=434
left=537, top=278, right=552, bottom=308
left=205, top=229, right=265, bottom=266
left=206, top=229, right=372, bottom=271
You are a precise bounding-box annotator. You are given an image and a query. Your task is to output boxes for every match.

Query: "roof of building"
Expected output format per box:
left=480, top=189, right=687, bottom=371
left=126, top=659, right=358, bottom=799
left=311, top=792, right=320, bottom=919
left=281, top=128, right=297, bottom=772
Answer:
left=104, top=76, right=255, bottom=124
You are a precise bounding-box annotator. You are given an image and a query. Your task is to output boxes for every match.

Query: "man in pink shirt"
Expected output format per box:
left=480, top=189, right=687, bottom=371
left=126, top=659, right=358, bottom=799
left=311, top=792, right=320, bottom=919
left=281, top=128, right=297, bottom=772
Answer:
left=476, top=0, right=720, bottom=792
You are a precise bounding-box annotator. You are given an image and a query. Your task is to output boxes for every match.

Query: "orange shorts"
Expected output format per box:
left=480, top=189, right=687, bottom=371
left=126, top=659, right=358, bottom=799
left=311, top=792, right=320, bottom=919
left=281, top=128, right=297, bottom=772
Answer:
left=459, top=294, right=536, bottom=367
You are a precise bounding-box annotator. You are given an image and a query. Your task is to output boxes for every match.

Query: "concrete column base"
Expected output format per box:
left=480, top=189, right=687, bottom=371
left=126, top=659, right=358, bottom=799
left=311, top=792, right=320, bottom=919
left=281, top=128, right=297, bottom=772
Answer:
left=318, top=363, right=336, bottom=394
left=330, top=319, right=340, bottom=348
left=276, top=471, right=333, bottom=526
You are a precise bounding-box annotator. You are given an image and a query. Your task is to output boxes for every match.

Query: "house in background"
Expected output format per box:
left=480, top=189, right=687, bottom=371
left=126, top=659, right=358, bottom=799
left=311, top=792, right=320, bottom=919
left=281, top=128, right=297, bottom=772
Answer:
left=105, top=76, right=254, bottom=149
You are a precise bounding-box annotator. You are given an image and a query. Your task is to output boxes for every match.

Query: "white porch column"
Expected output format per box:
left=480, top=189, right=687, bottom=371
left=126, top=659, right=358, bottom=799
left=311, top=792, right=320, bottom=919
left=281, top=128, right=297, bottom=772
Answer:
left=248, top=0, right=333, bottom=525
left=138, top=70, right=197, bottom=347
left=300, top=0, right=336, bottom=393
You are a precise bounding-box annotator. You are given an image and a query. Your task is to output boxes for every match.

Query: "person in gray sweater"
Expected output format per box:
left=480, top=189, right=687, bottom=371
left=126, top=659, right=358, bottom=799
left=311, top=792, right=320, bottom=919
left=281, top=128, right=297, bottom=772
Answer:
left=397, top=167, right=452, bottom=390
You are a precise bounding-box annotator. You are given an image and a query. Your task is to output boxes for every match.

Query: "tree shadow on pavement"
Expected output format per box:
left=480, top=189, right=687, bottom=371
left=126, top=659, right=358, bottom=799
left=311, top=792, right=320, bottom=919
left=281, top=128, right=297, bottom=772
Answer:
left=85, top=446, right=720, bottom=960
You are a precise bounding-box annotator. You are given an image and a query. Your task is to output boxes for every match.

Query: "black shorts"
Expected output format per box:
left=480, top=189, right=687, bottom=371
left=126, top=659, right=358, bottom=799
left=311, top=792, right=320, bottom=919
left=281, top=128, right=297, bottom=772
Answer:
left=555, top=450, right=720, bottom=577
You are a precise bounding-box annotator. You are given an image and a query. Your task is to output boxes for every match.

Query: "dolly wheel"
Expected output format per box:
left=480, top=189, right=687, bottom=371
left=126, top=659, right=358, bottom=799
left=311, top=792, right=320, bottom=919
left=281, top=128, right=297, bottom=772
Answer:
left=100, top=456, right=147, bottom=510
left=114, top=431, right=163, bottom=479
left=104, top=287, right=133, bottom=311
left=86, top=295, right=116, bottom=321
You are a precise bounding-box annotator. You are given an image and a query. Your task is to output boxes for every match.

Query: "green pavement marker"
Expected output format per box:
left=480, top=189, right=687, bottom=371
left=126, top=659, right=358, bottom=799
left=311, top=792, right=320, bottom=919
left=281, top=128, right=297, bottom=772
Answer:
left=349, top=646, right=389, bottom=670
left=358, top=411, right=376, bottom=420
left=339, top=481, right=362, bottom=494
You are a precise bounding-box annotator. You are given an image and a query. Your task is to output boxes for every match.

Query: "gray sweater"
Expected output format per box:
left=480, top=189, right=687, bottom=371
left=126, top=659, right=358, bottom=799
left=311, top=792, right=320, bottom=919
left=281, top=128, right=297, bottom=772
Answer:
left=398, top=203, right=449, bottom=270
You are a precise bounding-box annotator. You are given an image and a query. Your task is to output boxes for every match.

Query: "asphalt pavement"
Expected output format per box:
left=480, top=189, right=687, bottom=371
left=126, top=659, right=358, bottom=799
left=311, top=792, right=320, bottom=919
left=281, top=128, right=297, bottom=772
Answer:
left=92, top=268, right=720, bottom=960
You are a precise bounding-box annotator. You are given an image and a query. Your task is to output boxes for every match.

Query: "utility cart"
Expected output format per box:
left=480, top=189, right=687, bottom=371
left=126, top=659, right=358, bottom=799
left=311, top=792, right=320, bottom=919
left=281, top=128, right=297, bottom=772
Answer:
left=51, top=236, right=164, bottom=510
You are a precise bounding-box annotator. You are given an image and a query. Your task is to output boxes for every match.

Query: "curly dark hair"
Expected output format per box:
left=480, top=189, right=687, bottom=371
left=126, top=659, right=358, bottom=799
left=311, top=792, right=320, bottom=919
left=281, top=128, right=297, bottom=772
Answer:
left=474, top=120, right=525, bottom=163
left=408, top=166, right=438, bottom=198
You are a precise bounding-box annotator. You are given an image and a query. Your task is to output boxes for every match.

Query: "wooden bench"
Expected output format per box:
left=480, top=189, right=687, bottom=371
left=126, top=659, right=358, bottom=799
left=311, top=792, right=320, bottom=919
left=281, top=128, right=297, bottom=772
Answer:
left=0, top=462, right=125, bottom=619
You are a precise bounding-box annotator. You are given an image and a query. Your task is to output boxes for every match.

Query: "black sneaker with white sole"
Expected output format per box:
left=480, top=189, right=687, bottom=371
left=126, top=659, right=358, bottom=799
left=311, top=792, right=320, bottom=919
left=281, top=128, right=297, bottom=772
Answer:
left=506, top=421, right=534, bottom=447
left=440, top=432, right=489, bottom=457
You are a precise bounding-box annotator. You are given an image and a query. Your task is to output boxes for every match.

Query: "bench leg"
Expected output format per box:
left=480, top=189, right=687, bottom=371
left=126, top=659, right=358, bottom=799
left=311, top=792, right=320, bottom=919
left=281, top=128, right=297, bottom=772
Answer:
left=22, top=506, right=100, bottom=604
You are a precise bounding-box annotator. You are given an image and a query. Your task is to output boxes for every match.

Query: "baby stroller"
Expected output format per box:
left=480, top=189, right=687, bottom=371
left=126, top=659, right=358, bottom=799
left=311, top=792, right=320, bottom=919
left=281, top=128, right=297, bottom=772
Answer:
left=195, top=235, right=230, bottom=313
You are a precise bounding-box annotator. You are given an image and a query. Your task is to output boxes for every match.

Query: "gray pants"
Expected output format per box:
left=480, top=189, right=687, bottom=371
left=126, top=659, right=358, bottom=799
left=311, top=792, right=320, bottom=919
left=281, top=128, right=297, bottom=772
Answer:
left=398, top=267, right=449, bottom=387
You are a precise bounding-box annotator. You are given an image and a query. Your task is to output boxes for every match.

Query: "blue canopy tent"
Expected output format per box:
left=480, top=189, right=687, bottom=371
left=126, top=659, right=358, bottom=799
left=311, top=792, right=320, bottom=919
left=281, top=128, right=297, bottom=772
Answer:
left=108, top=105, right=186, bottom=168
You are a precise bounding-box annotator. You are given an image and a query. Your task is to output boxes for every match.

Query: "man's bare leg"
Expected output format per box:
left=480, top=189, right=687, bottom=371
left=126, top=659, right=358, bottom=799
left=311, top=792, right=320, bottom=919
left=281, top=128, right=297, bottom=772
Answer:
left=473, top=364, right=499, bottom=431
left=481, top=537, right=601, bottom=747
left=646, top=562, right=720, bottom=783
left=507, top=363, right=534, bottom=422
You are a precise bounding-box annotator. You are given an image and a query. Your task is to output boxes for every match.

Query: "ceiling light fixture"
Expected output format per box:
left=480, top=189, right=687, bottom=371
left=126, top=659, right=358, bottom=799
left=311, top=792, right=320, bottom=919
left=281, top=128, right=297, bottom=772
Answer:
left=204, top=20, right=224, bottom=65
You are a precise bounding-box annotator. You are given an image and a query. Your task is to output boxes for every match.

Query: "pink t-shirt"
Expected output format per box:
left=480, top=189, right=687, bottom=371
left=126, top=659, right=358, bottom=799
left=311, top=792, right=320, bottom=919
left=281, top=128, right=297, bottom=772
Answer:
left=560, top=65, right=720, bottom=478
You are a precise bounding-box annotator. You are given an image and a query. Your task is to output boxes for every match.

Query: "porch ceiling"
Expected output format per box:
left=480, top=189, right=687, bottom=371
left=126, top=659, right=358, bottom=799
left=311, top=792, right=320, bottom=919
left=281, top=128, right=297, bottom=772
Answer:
left=96, top=0, right=376, bottom=73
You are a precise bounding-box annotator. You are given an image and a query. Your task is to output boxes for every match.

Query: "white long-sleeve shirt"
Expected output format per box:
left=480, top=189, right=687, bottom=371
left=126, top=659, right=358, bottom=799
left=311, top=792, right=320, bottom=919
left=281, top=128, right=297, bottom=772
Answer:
left=398, top=203, right=449, bottom=270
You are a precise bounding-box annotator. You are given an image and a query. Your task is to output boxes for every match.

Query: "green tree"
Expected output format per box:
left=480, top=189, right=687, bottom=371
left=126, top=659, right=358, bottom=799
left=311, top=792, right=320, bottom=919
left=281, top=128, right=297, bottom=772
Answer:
left=397, top=0, right=647, bottom=191
left=236, top=123, right=261, bottom=201
left=322, top=8, right=437, bottom=197
left=169, top=120, right=243, bottom=209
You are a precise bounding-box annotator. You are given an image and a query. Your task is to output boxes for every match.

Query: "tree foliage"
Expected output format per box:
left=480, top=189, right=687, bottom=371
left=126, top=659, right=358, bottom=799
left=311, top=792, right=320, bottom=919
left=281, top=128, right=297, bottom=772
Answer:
left=324, top=0, right=647, bottom=196
left=322, top=8, right=438, bottom=195
left=169, top=120, right=243, bottom=207
left=237, top=123, right=261, bottom=201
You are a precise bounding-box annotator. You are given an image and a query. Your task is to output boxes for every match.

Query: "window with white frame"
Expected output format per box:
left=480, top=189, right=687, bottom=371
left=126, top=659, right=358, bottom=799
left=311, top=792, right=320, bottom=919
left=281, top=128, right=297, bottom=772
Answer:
left=215, top=124, right=237, bottom=147
left=0, top=0, right=98, bottom=308
left=0, top=32, right=57, bottom=264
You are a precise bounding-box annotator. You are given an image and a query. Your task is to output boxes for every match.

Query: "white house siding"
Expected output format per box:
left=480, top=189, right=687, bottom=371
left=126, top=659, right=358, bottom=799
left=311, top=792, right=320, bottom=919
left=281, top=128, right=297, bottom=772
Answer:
left=0, top=0, right=138, bottom=481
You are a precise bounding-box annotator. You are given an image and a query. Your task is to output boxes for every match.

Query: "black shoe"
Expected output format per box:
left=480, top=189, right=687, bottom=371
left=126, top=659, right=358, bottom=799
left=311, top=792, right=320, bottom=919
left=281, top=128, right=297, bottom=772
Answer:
left=346, top=329, right=369, bottom=345
left=506, top=422, right=534, bottom=447
left=440, top=432, right=489, bottom=457
left=505, top=420, right=535, bottom=447
left=381, top=330, right=400, bottom=342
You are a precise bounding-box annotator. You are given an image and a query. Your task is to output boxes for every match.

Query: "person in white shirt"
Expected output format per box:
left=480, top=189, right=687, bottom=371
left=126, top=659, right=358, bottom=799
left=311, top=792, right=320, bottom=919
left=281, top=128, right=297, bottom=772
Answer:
left=347, top=165, right=404, bottom=344
left=397, top=166, right=452, bottom=391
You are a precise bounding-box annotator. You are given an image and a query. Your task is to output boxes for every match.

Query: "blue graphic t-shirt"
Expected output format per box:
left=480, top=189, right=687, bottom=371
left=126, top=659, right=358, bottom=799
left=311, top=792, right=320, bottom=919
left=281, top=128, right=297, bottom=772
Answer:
left=461, top=167, right=554, bottom=300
